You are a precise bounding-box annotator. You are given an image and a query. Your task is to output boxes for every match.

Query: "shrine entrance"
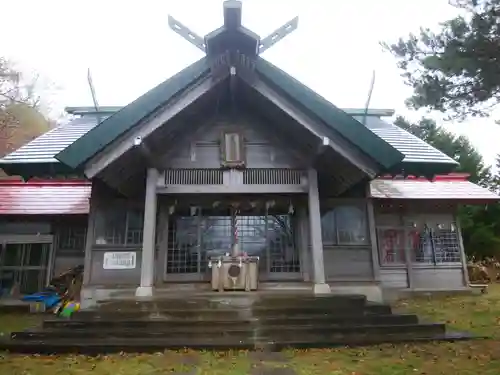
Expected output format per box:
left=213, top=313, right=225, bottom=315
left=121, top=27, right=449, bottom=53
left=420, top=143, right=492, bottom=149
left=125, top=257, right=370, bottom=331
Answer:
left=162, top=196, right=302, bottom=282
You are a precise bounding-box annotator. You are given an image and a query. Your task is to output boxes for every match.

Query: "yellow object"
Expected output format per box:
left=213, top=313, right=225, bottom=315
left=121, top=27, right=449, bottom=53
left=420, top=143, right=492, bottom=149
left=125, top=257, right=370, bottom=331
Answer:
left=59, top=301, right=81, bottom=317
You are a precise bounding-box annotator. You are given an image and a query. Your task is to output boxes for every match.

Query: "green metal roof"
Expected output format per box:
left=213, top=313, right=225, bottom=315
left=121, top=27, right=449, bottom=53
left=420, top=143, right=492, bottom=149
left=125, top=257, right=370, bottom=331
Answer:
left=56, top=58, right=210, bottom=169
left=254, top=58, right=404, bottom=170
left=54, top=56, right=404, bottom=173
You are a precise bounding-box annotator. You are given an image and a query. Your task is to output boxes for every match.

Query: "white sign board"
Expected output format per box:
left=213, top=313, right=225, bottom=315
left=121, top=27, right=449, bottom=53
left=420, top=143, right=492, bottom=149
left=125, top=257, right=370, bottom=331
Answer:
left=103, top=252, right=137, bottom=270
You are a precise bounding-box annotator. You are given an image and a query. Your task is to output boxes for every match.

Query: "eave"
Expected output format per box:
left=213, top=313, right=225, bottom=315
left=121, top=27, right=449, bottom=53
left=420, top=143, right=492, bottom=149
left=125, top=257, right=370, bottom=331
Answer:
left=0, top=161, right=83, bottom=181
left=56, top=58, right=211, bottom=170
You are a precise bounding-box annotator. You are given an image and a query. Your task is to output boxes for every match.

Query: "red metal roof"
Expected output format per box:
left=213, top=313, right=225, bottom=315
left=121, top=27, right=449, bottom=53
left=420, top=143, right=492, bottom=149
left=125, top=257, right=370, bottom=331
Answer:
left=0, top=180, right=91, bottom=215
left=0, top=173, right=496, bottom=216
left=370, top=175, right=499, bottom=202
left=378, top=173, right=471, bottom=182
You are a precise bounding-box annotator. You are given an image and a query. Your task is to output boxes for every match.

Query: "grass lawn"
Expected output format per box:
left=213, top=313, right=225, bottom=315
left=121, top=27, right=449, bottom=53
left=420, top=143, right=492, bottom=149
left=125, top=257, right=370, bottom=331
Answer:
left=1, top=287, right=500, bottom=375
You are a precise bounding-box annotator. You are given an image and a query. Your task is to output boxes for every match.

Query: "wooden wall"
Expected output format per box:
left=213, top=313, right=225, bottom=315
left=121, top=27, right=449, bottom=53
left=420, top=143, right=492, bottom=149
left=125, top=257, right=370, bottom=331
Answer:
left=161, top=114, right=305, bottom=170
left=374, top=201, right=466, bottom=290
left=0, top=216, right=87, bottom=282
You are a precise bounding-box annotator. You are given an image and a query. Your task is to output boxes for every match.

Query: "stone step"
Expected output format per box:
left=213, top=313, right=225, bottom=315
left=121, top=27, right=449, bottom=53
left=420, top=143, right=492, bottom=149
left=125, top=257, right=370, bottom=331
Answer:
left=73, top=304, right=392, bottom=321
left=42, top=313, right=418, bottom=330
left=95, top=294, right=368, bottom=311
left=11, top=323, right=445, bottom=341
left=0, top=331, right=473, bottom=354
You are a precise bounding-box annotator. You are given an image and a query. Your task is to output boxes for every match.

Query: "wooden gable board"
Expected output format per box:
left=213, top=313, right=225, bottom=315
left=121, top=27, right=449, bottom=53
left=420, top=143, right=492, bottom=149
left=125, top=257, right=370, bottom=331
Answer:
left=56, top=58, right=210, bottom=170
left=254, top=58, right=404, bottom=170
left=55, top=56, right=403, bottom=173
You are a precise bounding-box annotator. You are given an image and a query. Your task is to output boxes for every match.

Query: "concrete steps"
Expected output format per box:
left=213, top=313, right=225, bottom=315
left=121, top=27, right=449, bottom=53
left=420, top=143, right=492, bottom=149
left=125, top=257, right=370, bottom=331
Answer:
left=41, top=313, right=418, bottom=329
left=0, top=293, right=473, bottom=353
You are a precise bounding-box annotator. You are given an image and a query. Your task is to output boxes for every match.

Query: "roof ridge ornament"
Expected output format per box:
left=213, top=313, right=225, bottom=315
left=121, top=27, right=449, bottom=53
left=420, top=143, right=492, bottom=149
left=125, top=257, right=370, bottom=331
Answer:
left=168, top=0, right=298, bottom=78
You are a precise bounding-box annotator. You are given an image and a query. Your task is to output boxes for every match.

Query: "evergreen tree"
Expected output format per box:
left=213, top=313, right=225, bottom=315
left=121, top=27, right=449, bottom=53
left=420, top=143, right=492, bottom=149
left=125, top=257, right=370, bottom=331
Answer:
left=384, top=0, right=500, bottom=119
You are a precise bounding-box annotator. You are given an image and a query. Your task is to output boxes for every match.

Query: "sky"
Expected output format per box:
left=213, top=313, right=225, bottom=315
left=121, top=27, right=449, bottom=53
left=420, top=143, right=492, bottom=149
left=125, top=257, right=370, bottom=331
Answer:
left=2, top=0, right=499, bottom=167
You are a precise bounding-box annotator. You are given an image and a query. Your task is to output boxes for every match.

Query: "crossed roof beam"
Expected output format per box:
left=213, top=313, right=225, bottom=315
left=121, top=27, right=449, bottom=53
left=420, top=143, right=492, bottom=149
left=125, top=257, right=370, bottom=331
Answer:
left=167, top=0, right=298, bottom=55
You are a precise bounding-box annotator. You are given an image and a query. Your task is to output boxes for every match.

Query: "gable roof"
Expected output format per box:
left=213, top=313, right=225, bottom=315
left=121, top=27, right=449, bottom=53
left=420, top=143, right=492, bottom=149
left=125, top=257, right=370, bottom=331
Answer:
left=0, top=108, right=458, bottom=179
left=52, top=56, right=404, bottom=173
left=0, top=61, right=458, bottom=179
left=56, top=58, right=210, bottom=170
left=254, top=58, right=404, bottom=170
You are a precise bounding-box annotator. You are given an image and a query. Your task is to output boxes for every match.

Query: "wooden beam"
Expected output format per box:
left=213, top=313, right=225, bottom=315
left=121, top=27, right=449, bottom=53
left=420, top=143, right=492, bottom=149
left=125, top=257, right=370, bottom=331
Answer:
left=223, top=0, right=242, bottom=30
left=156, top=184, right=308, bottom=194
left=84, top=77, right=216, bottom=179
left=455, top=213, right=470, bottom=287
left=316, top=136, right=330, bottom=156
left=136, top=168, right=159, bottom=297
left=400, top=206, right=415, bottom=289
left=307, top=168, right=331, bottom=294
left=82, top=183, right=97, bottom=286
left=248, top=78, right=379, bottom=178
left=297, top=204, right=311, bottom=282
left=135, top=139, right=163, bottom=171
left=167, top=15, right=206, bottom=52
left=366, top=194, right=381, bottom=283
left=259, top=17, right=299, bottom=54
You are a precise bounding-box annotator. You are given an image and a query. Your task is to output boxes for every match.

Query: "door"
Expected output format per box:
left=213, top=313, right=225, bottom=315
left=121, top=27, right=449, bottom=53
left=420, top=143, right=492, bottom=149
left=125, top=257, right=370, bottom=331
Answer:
left=165, top=208, right=232, bottom=282
left=0, top=242, right=52, bottom=295
left=163, top=201, right=301, bottom=282
left=262, top=214, right=301, bottom=280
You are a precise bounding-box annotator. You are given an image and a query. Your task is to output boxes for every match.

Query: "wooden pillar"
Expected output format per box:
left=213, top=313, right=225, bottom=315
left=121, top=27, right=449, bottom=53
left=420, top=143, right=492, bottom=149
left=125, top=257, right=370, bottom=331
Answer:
left=155, top=200, right=170, bottom=285
left=136, top=168, right=159, bottom=297
left=455, top=213, right=470, bottom=287
left=366, top=198, right=381, bottom=282
left=401, top=208, right=415, bottom=289
left=83, top=182, right=97, bottom=286
left=298, top=205, right=311, bottom=282
left=307, top=168, right=330, bottom=294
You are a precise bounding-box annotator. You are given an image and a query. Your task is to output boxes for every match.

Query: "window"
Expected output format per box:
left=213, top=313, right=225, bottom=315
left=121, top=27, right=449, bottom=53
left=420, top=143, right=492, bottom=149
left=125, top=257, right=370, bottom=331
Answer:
left=56, top=224, right=87, bottom=254
left=414, top=222, right=461, bottom=264
left=94, top=205, right=144, bottom=246
left=321, top=204, right=369, bottom=245
left=377, top=228, right=407, bottom=264
left=221, top=131, right=245, bottom=168
left=377, top=218, right=462, bottom=266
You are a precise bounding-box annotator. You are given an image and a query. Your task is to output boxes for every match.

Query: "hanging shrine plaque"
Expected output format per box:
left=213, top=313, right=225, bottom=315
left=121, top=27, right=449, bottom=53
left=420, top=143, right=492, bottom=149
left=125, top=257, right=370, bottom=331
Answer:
left=103, top=251, right=137, bottom=270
